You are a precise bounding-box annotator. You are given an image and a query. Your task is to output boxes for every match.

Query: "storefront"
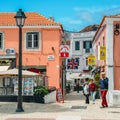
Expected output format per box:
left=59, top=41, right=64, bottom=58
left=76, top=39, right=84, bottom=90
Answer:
left=0, top=68, right=42, bottom=102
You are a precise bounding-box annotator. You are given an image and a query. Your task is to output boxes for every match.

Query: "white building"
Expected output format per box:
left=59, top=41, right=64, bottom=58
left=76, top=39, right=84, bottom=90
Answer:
left=65, top=25, right=98, bottom=87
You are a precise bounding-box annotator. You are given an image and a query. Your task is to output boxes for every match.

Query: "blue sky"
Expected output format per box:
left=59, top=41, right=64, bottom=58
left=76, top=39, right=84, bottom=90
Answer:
left=1, top=0, right=120, bottom=32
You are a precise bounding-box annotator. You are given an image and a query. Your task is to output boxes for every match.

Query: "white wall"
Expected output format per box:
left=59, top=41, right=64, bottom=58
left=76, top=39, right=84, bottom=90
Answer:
left=66, top=31, right=96, bottom=81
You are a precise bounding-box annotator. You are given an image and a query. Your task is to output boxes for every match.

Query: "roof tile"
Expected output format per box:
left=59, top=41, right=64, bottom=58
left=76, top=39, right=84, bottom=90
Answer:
left=0, top=12, right=61, bottom=26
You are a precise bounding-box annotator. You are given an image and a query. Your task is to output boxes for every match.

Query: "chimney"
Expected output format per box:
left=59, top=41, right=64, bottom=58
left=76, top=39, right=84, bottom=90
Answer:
left=49, top=16, right=54, bottom=21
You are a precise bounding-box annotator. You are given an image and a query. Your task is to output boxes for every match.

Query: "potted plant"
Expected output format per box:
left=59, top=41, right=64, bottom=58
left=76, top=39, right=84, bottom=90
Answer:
left=34, top=86, right=48, bottom=103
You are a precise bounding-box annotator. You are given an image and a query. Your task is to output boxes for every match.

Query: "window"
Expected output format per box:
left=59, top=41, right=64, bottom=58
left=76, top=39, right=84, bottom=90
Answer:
left=75, top=41, right=80, bottom=50
left=0, top=33, right=3, bottom=49
left=26, top=32, right=39, bottom=49
left=83, top=41, right=92, bottom=53
left=102, top=36, right=105, bottom=46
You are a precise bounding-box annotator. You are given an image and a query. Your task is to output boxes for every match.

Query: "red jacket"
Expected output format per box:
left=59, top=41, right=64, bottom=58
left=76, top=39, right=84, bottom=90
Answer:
left=89, top=83, right=96, bottom=91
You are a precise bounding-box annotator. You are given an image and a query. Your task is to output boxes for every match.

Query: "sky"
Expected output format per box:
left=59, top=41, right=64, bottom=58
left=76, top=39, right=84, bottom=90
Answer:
left=1, top=0, right=120, bottom=32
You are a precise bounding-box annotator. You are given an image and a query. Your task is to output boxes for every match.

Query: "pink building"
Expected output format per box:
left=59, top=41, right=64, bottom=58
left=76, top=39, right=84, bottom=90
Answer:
left=93, top=15, right=120, bottom=91
left=0, top=12, right=64, bottom=89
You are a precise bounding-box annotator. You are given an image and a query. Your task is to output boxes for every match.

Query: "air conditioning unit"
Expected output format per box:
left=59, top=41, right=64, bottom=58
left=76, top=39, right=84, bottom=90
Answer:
left=5, top=48, right=15, bottom=55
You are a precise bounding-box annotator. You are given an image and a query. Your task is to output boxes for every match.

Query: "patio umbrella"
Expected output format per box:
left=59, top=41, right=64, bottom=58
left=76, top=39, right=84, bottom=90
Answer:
left=0, top=68, right=40, bottom=76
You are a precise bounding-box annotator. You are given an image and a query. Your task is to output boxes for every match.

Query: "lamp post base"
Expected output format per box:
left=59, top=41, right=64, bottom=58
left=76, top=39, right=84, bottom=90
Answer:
left=16, top=108, right=24, bottom=112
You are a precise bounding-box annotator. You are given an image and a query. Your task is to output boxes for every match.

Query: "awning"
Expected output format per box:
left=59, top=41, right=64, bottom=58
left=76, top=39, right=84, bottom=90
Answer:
left=0, top=66, right=9, bottom=71
left=67, top=72, right=93, bottom=80
left=0, top=68, right=40, bottom=76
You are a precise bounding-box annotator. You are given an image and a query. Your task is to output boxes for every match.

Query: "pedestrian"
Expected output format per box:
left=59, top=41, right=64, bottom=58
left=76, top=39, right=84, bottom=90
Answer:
left=99, top=72, right=109, bottom=108
left=89, top=79, right=96, bottom=104
left=76, top=83, right=80, bottom=93
left=83, top=82, right=90, bottom=104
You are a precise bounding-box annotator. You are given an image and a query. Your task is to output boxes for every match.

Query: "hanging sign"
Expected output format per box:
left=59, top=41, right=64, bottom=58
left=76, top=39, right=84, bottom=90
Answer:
left=56, top=88, right=64, bottom=103
left=98, top=46, right=106, bottom=60
left=60, top=45, right=69, bottom=58
left=88, top=55, right=96, bottom=65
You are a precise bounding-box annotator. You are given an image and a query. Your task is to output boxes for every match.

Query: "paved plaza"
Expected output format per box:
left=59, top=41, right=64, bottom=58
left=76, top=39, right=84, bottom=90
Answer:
left=0, top=91, right=120, bottom=120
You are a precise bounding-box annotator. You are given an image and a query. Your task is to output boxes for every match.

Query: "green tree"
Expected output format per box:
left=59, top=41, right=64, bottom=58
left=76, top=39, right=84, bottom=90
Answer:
left=94, top=73, right=100, bottom=90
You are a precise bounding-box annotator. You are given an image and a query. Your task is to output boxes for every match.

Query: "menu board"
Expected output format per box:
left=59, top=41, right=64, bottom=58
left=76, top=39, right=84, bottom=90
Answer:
left=56, top=88, right=64, bottom=103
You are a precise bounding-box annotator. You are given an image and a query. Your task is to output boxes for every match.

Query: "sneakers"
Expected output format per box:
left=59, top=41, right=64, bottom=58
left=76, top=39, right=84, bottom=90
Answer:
left=100, top=106, right=108, bottom=108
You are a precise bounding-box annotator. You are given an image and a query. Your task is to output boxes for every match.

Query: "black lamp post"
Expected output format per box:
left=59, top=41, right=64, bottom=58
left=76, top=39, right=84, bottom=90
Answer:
left=14, top=9, right=26, bottom=112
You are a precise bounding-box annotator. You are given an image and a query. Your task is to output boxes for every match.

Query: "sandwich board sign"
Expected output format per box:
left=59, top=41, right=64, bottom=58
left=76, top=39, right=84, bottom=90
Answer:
left=56, top=88, right=64, bottom=103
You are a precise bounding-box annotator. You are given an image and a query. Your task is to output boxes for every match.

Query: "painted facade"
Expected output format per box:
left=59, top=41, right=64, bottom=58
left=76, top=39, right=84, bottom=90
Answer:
left=0, top=12, right=64, bottom=88
left=93, top=15, right=120, bottom=90
left=65, top=31, right=96, bottom=85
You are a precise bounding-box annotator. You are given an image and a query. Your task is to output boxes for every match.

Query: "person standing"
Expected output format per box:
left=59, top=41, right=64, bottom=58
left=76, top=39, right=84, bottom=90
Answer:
left=99, top=72, right=109, bottom=108
left=76, top=83, right=80, bottom=93
left=89, top=79, right=96, bottom=104
left=83, top=82, right=90, bottom=104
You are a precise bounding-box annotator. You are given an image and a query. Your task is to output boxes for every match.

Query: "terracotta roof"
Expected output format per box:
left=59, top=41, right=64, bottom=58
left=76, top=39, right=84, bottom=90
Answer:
left=0, top=12, right=61, bottom=26
left=80, top=24, right=99, bottom=33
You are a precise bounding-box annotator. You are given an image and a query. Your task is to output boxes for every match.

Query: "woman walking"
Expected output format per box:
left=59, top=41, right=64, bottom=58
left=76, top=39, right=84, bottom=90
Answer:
left=83, top=82, right=90, bottom=104
left=89, top=79, right=96, bottom=104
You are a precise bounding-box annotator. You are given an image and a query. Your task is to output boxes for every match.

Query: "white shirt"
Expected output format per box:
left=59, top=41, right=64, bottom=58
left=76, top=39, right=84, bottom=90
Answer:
left=83, top=84, right=89, bottom=95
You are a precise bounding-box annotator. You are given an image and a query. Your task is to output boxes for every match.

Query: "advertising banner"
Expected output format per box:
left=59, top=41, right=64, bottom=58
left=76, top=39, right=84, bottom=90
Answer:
left=88, top=55, right=96, bottom=65
left=98, top=46, right=106, bottom=60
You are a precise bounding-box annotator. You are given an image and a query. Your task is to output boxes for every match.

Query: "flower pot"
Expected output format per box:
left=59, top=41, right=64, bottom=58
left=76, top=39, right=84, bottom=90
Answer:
left=34, top=94, right=44, bottom=103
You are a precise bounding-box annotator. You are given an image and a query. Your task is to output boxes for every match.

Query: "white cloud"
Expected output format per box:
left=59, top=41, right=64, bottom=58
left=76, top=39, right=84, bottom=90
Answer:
left=73, top=7, right=103, bottom=13
left=58, top=17, right=82, bottom=24
left=69, top=20, right=82, bottom=24
left=61, top=5, right=120, bottom=31
left=77, top=12, right=93, bottom=22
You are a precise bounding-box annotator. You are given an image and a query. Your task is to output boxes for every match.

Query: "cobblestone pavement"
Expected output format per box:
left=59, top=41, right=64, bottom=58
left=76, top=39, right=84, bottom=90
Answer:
left=0, top=91, right=120, bottom=120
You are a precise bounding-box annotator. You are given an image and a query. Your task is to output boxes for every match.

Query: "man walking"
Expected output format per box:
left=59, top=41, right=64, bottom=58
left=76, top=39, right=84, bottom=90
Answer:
left=99, top=72, right=109, bottom=108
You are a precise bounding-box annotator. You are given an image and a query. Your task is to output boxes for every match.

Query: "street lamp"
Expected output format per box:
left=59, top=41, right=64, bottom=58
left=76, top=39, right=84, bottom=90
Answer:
left=14, top=9, right=26, bottom=112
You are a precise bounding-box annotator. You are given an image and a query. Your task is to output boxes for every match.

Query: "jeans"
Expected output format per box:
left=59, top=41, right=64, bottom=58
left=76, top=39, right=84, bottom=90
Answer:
left=85, top=94, right=89, bottom=104
left=90, top=91, right=96, bottom=102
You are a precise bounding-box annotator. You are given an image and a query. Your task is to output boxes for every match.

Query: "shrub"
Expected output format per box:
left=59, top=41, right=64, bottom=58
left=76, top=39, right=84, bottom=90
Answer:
left=34, top=86, right=48, bottom=96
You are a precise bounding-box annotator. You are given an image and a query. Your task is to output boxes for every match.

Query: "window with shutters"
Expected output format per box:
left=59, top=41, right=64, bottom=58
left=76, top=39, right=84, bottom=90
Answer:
left=26, top=32, right=40, bottom=49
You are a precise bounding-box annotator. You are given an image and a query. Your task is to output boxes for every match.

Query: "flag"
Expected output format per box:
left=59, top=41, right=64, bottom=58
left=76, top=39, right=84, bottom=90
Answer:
left=67, top=58, right=79, bottom=69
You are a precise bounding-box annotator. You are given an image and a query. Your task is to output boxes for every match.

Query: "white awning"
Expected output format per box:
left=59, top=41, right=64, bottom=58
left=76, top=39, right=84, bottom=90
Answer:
left=0, top=66, right=9, bottom=71
left=0, top=68, right=40, bottom=76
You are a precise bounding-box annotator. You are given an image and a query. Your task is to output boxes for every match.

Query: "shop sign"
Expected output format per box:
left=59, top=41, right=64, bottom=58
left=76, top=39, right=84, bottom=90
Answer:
left=88, top=55, right=96, bottom=65
left=98, top=46, right=106, bottom=60
left=60, top=45, right=69, bottom=58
